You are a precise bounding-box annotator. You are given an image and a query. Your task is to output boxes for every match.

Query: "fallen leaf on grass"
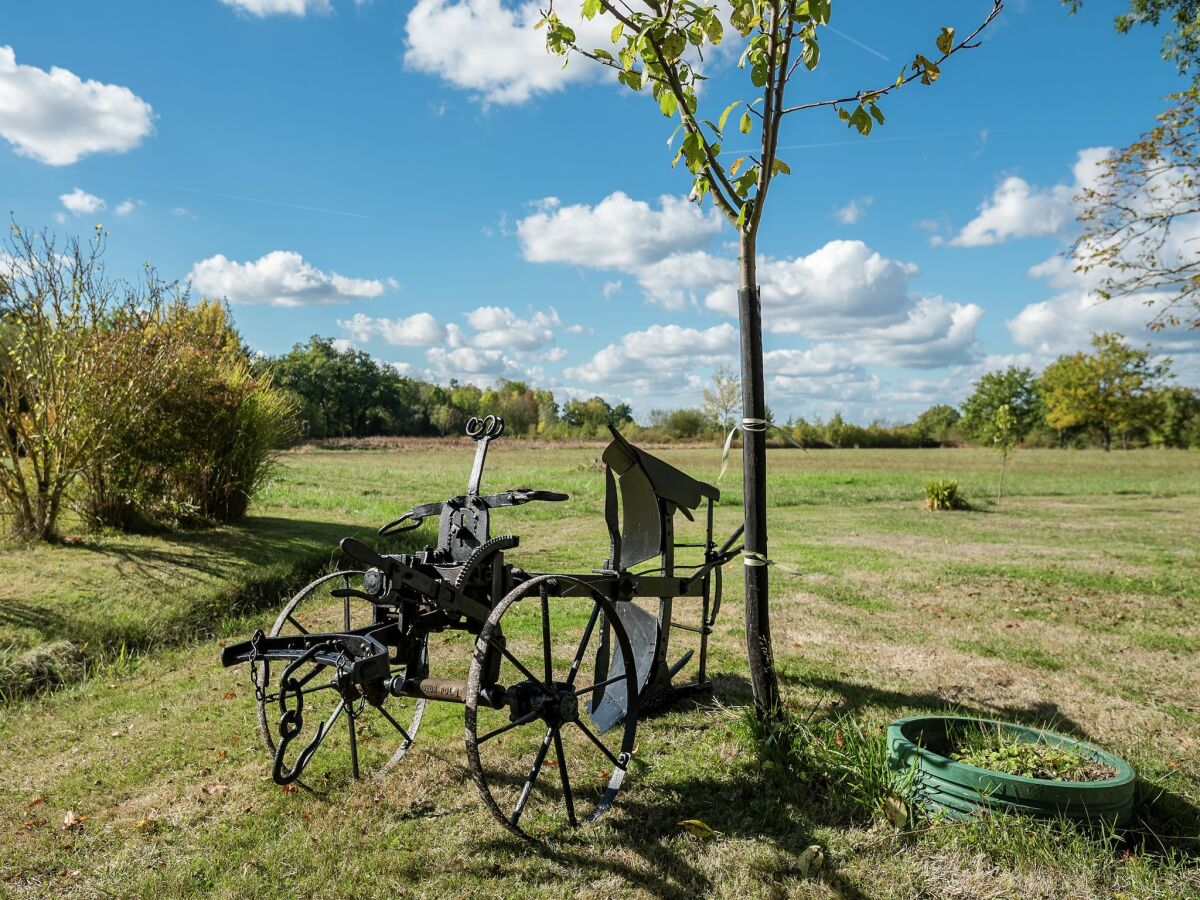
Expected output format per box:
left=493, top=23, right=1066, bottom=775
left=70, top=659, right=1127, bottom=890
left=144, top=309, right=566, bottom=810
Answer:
left=677, top=818, right=719, bottom=839
left=223, top=691, right=237, bottom=700
left=280, top=784, right=298, bottom=794
left=201, top=784, right=228, bottom=796
left=881, top=795, right=908, bottom=829
left=134, top=817, right=157, bottom=833
left=797, top=845, right=824, bottom=877
left=62, top=811, right=86, bottom=830
left=27, top=796, right=45, bottom=809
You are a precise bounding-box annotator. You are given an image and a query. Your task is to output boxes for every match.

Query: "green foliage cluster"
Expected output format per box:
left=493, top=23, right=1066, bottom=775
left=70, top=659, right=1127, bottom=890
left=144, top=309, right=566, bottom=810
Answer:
left=924, top=479, right=968, bottom=511
left=263, top=336, right=633, bottom=440
left=81, top=301, right=298, bottom=530
left=957, top=334, right=1200, bottom=451
left=948, top=724, right=1117, bottom=783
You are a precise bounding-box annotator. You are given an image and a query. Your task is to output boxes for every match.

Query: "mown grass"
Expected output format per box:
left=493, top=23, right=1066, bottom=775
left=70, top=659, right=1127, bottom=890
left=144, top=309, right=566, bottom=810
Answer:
left=0, top=445, right=1198, bottom=898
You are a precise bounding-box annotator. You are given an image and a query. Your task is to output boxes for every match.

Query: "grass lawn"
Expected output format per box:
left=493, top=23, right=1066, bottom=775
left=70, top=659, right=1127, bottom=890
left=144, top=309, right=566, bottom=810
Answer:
left=1, top=444, right=1197, bottom=898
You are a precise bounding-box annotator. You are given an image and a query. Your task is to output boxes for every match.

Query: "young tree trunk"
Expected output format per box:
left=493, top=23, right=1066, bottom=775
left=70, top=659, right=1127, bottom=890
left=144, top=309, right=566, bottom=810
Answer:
left=737, top=232, right=780, bottom=717
left=997, top=450, right=1007, bottom=505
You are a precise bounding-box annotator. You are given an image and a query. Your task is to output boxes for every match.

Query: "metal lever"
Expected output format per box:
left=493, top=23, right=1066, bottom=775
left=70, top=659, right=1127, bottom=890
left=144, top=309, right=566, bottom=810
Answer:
left=340, top=537, right=391, bottom=571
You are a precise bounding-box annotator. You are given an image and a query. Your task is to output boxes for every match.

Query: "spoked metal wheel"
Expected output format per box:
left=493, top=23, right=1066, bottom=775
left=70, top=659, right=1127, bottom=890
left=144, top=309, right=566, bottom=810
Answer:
left=254, top=570, right=426, bottom=781
left=465, top=574, right=639, bottom=839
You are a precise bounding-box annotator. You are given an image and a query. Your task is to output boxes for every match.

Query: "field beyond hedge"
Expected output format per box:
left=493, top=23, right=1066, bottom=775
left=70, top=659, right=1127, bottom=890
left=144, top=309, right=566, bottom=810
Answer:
left=1, top=445, right=1198, bottom=898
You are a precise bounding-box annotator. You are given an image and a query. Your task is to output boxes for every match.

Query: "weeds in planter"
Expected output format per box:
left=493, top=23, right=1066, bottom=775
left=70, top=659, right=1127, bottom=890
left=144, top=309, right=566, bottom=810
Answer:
left=924, top=479, right=970, bottom=511
left=947, top=722, right=1117, bottom=782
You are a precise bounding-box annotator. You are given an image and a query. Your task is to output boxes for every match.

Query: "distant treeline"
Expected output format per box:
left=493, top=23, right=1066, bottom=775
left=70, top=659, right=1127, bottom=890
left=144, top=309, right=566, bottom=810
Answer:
left=259, top=333, right=1200, bottom=450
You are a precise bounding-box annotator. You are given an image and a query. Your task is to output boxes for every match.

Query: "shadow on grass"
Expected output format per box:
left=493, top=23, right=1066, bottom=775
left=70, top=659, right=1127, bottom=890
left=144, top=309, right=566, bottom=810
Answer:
left=0, top=516, right=432, bottom=701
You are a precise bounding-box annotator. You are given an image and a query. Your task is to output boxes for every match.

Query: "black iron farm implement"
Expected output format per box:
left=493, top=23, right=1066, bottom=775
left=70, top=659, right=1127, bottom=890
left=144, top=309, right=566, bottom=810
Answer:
left=221, top=415, right=743, bottom=837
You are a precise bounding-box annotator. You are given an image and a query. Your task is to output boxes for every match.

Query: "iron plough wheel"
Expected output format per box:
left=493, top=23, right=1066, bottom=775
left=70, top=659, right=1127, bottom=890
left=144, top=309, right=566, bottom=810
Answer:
left=254, top=570, right=426, bottom=781
left=465, top=574, right=639, bottom=839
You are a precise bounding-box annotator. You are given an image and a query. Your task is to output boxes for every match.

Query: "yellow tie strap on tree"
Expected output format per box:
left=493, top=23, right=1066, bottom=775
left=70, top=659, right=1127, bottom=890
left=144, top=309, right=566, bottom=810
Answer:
left=718, top=418, right=805, bottom=482
left=742, top=550, right=803, bottom=576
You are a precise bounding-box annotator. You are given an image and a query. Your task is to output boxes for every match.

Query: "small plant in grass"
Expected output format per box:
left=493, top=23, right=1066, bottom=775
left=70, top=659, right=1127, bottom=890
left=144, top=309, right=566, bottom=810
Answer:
left=741, top=705, right=913, bottom=826
left=924, top=478, right=969, bottom=511
left=948, top=722, right=1117, bottom=782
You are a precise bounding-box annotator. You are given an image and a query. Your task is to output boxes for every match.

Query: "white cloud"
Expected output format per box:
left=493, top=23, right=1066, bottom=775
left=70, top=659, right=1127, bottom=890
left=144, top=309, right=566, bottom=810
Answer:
left=220, top=0, right=331, bottom=15
left=338, top=312, right=445, bottom=346
left=0, top=46, right=154, bottom=166
left=465, top=305, right=561, bottom=352
left=857, top=296, right=984, bottom=369
left=114, top=199, right=138, bottom=216
left=949, top=148, right=1110, bottom=247
left=189, top=250, right=387, bottom=306
left=518, top=192, right=722, bottom=271
left=425, top=346, right=542, bottom=384
left=702, top=240, right=921, bottom=337
left=602, top=280, right=623, bottom=298
left=58, top=187, right=104, bottom=216
left=636, top=251, right=738, bottom=311
left=833, top=195, right=873, bottom=225
left=405, top=0, right=615, bottom=105
left=171, top=206, right=197, bottom=219
left=566, top=323, right=737, bottom=393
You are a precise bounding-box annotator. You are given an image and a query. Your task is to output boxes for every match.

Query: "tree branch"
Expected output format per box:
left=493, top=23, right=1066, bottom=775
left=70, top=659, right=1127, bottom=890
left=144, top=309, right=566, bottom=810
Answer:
left=779, top=0, right=1003, bottom=116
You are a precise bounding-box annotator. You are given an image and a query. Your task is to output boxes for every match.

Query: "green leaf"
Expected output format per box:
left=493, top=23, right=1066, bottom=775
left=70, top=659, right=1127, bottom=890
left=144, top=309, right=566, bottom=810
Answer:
left=914, top=54, right=940, bottom=85
left=611, top=22, right=624, bottom=43
left=581, top=0, right=602, bottom=21
left=718, top=99, right=740, bottom=135
left=802, top=34, right=820, bottom=70
left=750, top=62, right=766, bottom=87
left=739, top=111, right=752, bottom=134
left=666, top=122, right=684, bottom=147
left=702, top=118, right=722, bottom=138
left=703, top=12, right=723, bottom=44
left=771, top=157, right=791, bottom=176
left=659, top=90, right=678, bottom=118
left=729, top=156, right=746, bottom=176
left=736, top=203, right=748, bottom=228
left=592, top=47, right=613, bottom=61
left=869, top=103, right=885, bottom=125
left=935, top=26, right=955, bottom=56
left=895, top=66, right=907, bottom=88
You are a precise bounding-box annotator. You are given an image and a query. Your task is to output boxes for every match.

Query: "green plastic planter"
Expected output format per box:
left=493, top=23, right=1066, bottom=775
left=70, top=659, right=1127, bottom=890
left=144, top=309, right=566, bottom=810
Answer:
left=886, top=715, right=1137, bottom=827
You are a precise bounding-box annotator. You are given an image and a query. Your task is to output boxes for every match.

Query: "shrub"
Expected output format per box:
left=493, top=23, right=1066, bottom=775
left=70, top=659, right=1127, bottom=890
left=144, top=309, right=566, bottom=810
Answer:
left=0, top=226, right=173, bottom=540
left=924, top=478, right=969, bottom=511
left=79, top=301, right=298, bottom=529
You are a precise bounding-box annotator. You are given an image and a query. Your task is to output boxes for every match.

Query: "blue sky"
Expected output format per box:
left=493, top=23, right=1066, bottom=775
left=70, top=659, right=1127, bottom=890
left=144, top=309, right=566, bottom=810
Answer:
left=2, top=0, right=1196, bottom=422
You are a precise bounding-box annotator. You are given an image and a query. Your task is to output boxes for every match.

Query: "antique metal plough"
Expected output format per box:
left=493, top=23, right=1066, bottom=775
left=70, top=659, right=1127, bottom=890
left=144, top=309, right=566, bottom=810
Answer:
left=221, top=415, right=742, bottom=837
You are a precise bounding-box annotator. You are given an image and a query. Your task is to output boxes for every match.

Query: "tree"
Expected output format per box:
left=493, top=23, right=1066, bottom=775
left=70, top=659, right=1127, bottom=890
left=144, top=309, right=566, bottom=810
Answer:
left=540, top=0, right=1005, bottom=716
left=0, top=225, right=173, bottom=540
left=1072, top=89, right=1200, bottom=330
left=1151, top=384, right=1200, bottom=446
left=702, top=365, right=741, bottom=433
left=1038, top=332, right=1169, bottom=450
left=960, top=367, right=1042, bottom=446
left=992, top=403, right=1018, bottom=504
left=913, top=404, right=961, bottom=444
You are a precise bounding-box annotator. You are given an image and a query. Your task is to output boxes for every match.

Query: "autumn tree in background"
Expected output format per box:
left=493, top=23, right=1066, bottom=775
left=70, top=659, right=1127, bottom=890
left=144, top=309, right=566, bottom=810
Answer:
left=1038, top=332, right=1170, bottom=451
left=538, top=0, right=1005, bottom=714
left=0, top=226, right=173, bottom=541
left=702, top=365, right=741, bottom=432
